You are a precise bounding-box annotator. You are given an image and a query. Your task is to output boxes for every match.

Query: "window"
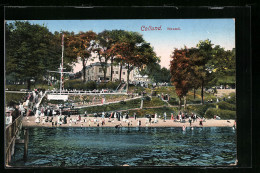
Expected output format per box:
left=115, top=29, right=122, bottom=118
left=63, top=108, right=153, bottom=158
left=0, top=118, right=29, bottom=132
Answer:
left=99, top=68, right=103, bottom=73
left=123, top=72, right=125, bottom=75
left=116, top=71, right=118, bottom=74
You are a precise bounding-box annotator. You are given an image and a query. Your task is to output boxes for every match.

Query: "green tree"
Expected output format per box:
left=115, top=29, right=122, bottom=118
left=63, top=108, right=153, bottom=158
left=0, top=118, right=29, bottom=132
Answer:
left=67, top=31, right=97, bottom=83
left=112, top=31, right=158, bottom=92
left=92, top=30, right=116, bottom=81
left=5, top=21, right=60, bottom=90
left=192, top=39, right=215, bottom=104
left=211, top=46, right=236, bottom=88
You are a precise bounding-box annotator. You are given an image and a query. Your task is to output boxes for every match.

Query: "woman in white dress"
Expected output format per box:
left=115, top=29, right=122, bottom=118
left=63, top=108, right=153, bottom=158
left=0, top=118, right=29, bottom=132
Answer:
left=154, top=113, right=158, bottom=123
left=35, top=109, right=39, bottom=118
left=35, top=116, right=40, bottom=123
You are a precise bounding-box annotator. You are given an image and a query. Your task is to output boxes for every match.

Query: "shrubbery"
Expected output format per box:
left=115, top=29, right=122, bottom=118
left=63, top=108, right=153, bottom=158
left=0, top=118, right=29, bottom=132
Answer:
left=79, top=98, right=141, bottom=114
left=64, top=80, right=120, bottom=90
left=205, top=107, right=236, bottom=119
left=5, top=93, right=26, bottom=106
left=143, top=97, right=167, bottom=107
left=187, top=104, right=215, bottom=116
left=6, top=85, right=27, bottom=91
left=225, top=92, right=236, bottom=104
left=216, top=101, right=236, bottom=111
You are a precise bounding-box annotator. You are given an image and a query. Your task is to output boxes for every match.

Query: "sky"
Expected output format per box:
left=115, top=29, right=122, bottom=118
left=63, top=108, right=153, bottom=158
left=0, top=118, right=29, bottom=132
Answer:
left=7, top=19, right=235, bottom=72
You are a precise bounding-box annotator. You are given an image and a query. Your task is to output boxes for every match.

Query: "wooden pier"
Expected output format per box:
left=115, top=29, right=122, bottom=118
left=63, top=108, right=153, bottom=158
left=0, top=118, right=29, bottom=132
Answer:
left=5, top=115, right=28, bottom=166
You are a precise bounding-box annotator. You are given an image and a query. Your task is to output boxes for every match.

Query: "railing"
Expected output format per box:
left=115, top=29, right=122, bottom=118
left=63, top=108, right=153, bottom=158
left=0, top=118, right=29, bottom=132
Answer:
left=5, top=115, right=23, bottom=166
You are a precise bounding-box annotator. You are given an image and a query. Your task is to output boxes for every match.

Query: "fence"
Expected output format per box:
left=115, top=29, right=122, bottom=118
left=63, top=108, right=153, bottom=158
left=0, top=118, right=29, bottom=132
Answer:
left=5, top=115, right=23, bottom=166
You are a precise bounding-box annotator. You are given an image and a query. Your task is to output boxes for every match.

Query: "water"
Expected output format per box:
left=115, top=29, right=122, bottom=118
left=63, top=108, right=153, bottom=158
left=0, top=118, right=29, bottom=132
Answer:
left=10, top=127, right=236, bottom=167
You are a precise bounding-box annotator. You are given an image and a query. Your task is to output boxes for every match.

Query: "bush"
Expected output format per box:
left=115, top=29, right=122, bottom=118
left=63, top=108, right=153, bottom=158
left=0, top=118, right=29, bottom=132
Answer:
left=205, top=107, right=236, bottom=119
left=128, top=107, right=179, bottom=117
left=97, top=83, right=107, bottom=90
left=168, top=97, right=179, bottom=105
left=79, top=98, right=141, bottom=114
left=6, top=85, right=27, bottom=91
left=217, top=101, right=236, bottom=111
left=106, top=81, right=120, bottom=90
left=5, top=93, right=26, bottom=106
left=143, top=97, right=166, bottom=107
left=225, top=92, right=236, bottom=104
left=187, top=104, right=215, bottom=116
left=64, top=80, right=97, bottom=90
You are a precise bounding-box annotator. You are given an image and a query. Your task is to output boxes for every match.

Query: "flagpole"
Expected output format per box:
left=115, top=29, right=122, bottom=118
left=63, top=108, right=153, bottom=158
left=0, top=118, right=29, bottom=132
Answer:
left=60, top=34, right=64, bottom=94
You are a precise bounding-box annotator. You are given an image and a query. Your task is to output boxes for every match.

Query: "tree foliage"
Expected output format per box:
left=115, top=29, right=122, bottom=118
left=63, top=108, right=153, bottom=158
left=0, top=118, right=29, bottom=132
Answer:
left=170, top=47, right=193, bottom=109
left=67, top=31, right=97, bottom=82
left=6, top=21, right=61, bottom=89
left=170, top=39, right=235, bottom=107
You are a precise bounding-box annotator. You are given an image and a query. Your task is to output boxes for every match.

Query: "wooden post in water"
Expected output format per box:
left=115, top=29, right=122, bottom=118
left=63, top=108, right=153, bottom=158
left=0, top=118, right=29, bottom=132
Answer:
left=23, top=128, right=29, bottom=159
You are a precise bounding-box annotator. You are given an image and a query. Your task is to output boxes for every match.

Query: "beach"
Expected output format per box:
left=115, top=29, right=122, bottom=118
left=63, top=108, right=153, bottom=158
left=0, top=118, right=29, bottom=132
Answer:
left=22, top=115, right=235, bottom=128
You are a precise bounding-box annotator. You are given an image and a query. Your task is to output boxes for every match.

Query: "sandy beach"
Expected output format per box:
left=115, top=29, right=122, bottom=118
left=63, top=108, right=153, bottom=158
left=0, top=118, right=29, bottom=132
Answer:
left=22, top=115, right=235, bottom=128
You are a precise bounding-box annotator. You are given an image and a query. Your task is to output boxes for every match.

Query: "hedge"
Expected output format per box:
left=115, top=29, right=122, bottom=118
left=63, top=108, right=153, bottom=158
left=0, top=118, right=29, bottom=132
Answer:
left=205, top=108, right=236, bottom=119
left=187, top=104, right=215, bottom=116
left=217, top=101, right=236, bottom=111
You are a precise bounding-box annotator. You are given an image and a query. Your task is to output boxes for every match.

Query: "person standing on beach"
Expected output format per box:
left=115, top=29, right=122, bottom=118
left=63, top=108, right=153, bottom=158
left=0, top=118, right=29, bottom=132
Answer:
left=171, top=113, right=174, bottom=120
left=199, top=118, right=203, bottom=126
left=154, top=113, right=158, bottom=123
left=189, top=117, right=192, bottom=126
left=164, top=112, right=167, bottom=122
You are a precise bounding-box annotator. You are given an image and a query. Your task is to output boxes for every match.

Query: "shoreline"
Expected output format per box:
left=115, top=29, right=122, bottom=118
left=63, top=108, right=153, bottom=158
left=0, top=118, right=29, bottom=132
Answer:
left=22, top=116, right=235, bottom=128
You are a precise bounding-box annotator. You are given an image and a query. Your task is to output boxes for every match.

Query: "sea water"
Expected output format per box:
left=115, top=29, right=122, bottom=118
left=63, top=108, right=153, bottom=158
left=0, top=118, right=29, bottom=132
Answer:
left=10, top=127, right=236, bottom=167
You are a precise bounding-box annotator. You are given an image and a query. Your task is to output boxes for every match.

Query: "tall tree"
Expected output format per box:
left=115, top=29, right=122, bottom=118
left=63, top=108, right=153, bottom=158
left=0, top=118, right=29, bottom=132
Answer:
left=170, top=47, right=193, bottom=109
left=5, top=21, right=60, bottom=89
left=67, top=31, right=97, bottom=83
left=191, top=39, right=214, bottom=104
left=92, top=30, right=116, bottom=81
left=113, top=31, right=158, bottom=92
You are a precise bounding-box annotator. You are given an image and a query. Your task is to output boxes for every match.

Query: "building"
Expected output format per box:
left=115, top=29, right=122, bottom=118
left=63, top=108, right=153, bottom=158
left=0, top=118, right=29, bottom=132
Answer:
left=83, top=62, right=150, bottom=84
left=84, top=62, right=134, bottom=82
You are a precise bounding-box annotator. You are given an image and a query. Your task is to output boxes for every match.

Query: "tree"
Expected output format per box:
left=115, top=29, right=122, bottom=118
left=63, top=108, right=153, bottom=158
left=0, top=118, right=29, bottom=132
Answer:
left=112, top=31, right=158, bottom=92
left=6, top=21, right=60, bottom=90
left=67, top=31, right=97, bottom=83
left=92, top=30, right=115, bottom=81
left=170, top=47, right=193, bottom=109
left=211, top=46, right=236, bottom=88
left=191, top=39, right=214, bottom=104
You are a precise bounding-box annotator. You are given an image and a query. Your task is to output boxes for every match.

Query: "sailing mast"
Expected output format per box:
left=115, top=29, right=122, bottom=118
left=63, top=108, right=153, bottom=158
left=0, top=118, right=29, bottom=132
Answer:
left=59, top=34, right=65, bottom=94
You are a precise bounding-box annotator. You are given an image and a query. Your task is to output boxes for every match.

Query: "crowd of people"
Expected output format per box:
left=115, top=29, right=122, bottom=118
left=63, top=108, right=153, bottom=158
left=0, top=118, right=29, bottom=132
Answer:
left=5, top=88, right=45, bottom=125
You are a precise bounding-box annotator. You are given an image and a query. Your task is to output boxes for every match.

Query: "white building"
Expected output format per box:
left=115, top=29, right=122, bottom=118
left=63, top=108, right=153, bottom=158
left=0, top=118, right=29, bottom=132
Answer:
left=83, top=62, right=150, bottom=84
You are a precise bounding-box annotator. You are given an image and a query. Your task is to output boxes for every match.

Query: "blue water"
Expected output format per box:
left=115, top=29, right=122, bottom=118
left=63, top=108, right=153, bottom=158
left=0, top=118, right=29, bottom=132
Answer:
left=11, top=127, right=236, bottom=167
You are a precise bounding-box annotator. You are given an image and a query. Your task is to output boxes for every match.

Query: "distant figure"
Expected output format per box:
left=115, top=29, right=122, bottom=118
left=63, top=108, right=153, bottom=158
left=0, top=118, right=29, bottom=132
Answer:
left=115, top=124, right=122, bottom=129
left=154, top=113, right=158, bottom=123
left=139, top=120, right=141, bottom=126
left=164, top=112, right=167, bottom=122
left=182, top=125, right=186, bottom=131
left=171, top=113, right=174, bottom=120
left=134, top=113, right=137, bottom=120
left=199, top=119, right=203, bottom=126
left=189, top=117, right=192, bottom=126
